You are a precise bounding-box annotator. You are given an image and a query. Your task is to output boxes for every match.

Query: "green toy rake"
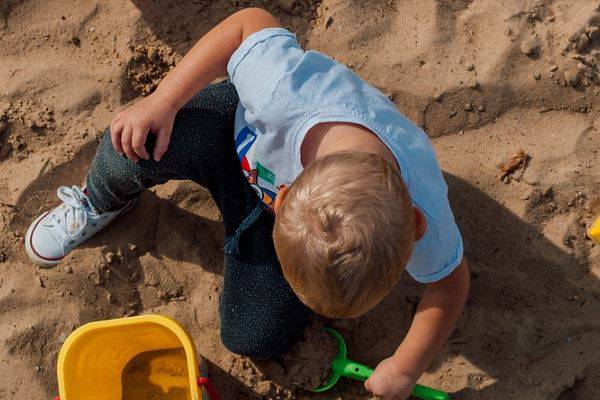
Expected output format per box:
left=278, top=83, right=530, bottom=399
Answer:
left=312, top=328, right=449, bottom=400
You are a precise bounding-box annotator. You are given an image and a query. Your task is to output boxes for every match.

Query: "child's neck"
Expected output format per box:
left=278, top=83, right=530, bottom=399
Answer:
left=301, top=122, right=399, bottom=170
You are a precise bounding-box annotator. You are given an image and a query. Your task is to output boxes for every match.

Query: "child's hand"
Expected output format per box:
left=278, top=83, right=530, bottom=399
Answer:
left=109, top=93, right=177, bottom=162
left=364, top=356, right=417, bottom=400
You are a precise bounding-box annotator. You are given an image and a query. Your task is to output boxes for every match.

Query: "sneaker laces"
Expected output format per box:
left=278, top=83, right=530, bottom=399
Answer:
left=49, top=186, right=95, bottom=238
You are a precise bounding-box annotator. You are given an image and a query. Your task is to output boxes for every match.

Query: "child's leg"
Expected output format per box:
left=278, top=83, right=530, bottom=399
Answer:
left=86, top=81, right=241, bottom=215
left=26, top=81, right=241, bottom=267
left=86, top=81, right=311, bottom=358
left=219, top=213, right=313, bottom=359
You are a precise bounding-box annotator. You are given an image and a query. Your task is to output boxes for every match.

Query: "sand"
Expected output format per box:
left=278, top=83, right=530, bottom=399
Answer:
left=1, top=0, right=600, bottom=399
left=122, top=349, right=190, bottom=400
left=280, top=321, right=337, bottom=390
left=219, top=320, right=337, bottom=398
left=221, top=321, right=337, bottom=399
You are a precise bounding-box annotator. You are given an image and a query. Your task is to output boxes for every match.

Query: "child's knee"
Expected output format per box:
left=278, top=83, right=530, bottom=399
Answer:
left=218, top=252, right=312, bottom=359
left=94, top=129, right=155, bottom=177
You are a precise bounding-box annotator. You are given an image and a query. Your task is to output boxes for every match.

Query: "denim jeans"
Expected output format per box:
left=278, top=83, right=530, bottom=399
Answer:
left=86, top=81, right=312, bottom=358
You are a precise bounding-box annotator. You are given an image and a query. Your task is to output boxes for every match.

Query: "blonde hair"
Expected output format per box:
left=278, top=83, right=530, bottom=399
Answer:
left=273, top=151, right=415, bottom=318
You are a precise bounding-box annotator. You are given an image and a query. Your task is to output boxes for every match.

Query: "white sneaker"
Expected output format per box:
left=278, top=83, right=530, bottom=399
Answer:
left=25, top=185, right=134, bottom=267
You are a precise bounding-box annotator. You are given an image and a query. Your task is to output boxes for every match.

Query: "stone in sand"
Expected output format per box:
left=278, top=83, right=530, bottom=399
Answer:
left=564, top=68, right=581, bottom=87
left=277, top=0, right=296, bottom=13
left=575, top=33, right=590, bottom=53
left=520, top=35, right=541, bottom=56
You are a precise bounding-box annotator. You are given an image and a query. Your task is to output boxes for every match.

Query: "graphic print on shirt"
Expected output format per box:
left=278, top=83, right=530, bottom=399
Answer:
left=235, top=125, right=281, bottom=208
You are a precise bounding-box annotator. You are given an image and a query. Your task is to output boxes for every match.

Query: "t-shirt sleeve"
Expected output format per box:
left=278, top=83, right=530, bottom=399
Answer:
left=227, top=28, right=304, bottom=115
left=405, top=200, right=464, bottom=284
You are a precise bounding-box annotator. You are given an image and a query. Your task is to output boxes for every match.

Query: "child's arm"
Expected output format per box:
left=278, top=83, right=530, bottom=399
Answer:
left=365, top=259, right=470, bottom=399
left=110, top=8, right=281, bottom=162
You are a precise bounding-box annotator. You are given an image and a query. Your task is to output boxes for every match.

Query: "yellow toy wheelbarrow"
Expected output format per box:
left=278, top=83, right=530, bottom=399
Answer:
left=54, top=314, right=220, bottom=400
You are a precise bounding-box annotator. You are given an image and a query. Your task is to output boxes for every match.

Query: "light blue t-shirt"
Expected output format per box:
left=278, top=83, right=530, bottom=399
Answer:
left=227, top=28, right=463, bottom=283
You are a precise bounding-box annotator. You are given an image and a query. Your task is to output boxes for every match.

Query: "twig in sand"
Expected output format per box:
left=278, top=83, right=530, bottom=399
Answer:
left=498, top=150, right=531, bottom=184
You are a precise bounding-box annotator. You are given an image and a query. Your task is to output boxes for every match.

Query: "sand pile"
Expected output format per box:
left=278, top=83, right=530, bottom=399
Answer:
left=281, top=322, right=337, bottom=390
left=221, top=321, right=338, bottom=399
left=1, top=0, right=600, bottom=399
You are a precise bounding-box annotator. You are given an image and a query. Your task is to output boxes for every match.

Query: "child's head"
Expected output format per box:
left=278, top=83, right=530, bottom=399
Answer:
left=273, top=151, right=417, bottom=318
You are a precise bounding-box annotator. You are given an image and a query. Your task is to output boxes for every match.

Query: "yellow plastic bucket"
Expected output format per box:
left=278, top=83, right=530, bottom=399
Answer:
left=589, top=216, right=600, bottom=244
left=56, top=315, right=214, bottom=400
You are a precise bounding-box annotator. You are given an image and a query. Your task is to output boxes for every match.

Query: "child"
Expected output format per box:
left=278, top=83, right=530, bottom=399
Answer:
left=25, top=8, right=469, bottom=399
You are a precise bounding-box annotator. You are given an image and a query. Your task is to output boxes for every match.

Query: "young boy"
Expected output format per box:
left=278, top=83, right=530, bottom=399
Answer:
left=25, top=8, right=469, bottom=399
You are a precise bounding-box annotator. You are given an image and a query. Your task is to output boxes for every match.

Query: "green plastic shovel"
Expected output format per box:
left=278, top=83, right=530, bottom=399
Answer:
left=312, top=328, right=449, bottom=400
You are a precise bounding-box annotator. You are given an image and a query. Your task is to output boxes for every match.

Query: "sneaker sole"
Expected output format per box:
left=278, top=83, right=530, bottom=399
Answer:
left=25, top=200, right=136, bottom=268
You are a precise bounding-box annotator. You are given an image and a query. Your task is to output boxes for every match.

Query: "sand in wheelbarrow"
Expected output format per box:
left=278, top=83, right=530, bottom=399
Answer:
left=122, top=348, right=190, bottom=400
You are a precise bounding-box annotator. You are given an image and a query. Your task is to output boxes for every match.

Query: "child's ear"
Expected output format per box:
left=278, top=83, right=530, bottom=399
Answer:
left=274, top=186, right=290, bottom=214
left=413, top=207, right=427, bottom=241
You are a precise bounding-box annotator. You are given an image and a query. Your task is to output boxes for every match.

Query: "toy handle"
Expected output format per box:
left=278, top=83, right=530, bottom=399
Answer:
left=336, top=359, right=449, bottom=400
left=336, top=358, right=373, bottom=381
left=197, top=377, right=221, bottom=400
left=412, top=384, right=450, bottom=400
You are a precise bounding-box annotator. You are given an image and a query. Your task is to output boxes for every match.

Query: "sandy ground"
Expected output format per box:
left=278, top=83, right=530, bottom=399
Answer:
left=1, top=0, right=600, bottom=399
